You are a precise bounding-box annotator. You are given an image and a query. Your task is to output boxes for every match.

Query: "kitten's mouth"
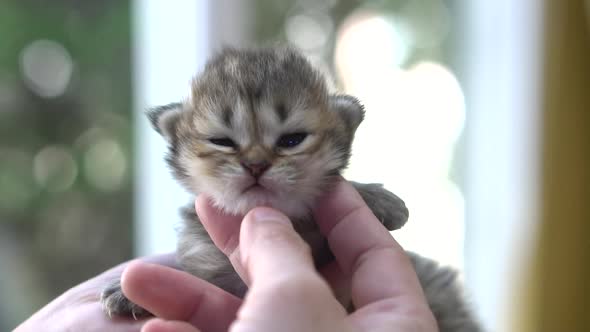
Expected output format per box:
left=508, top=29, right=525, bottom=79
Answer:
left=242, top=183, right=269, bottom=194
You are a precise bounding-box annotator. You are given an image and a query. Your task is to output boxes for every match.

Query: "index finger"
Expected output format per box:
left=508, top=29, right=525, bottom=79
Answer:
left=313, top=180, right=427, bottom=308
left=122, top=262, right=241, bottom=332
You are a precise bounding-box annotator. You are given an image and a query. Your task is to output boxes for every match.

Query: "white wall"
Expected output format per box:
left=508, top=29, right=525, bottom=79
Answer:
left=132, top=0, right=210, bottom=255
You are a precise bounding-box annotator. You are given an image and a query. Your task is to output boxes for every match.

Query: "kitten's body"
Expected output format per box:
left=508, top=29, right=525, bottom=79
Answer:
left=102, top=47, right=482, bottom=331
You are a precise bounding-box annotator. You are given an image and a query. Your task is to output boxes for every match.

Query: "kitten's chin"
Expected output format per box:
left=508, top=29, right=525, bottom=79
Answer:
left=211, top=188, right=313, bottom=220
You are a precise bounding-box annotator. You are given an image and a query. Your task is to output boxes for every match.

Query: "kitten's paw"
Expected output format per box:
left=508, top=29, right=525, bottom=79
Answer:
left=100, top=279, right=151, bottom=319
left=352, top=182, right=409, bottom=231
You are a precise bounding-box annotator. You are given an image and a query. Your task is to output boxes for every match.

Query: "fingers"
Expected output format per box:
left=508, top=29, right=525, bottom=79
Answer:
left=195, top=196, right=242, bottom=256
left=230, top=208, right=347, bottom=332
left=86, top=253, right=178, bottom=292
left=239, top=208, right=315, bottom=284
left=142, top=319, right=200, bottom=332
left=318, top=261, right=352, bottom=309
left=313, top=180, right=427, bottom=308
left=195, top=180, right=431, bottom=330
left=194, top=195, right=250, bottom=281
left=195, top=198, right=327, bottom=286
left=195, top=200, right=346, bottom=331
left=122, top=262, right=241, bottom=332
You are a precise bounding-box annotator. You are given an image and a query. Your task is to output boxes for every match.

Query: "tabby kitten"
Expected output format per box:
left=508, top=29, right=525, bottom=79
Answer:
left=101, top=47, right=482, bottom=332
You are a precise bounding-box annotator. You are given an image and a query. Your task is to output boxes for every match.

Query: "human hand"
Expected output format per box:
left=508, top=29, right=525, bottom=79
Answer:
left=13, top=254, right=178, bottom=332
left=123, top=180, right=438, bottom=332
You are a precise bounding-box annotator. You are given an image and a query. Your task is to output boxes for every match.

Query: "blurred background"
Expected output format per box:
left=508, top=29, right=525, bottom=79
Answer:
left=1, top=0, right=588, bottom=331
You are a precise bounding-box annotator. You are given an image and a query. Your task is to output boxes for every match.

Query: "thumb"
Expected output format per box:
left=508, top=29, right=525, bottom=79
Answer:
left=232, top=207, right=348, bottom=332
left=239, top=207, right=316, bottom=284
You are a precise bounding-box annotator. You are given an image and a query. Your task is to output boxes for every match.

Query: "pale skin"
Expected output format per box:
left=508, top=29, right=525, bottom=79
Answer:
left=15, top=180, right=437, bottom=332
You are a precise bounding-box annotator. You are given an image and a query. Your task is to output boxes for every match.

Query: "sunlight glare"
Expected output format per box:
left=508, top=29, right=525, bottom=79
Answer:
left=336, top=14, right=466, bottom=268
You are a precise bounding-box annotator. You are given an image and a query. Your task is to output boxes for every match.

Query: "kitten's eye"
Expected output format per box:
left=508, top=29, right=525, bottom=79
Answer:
left=276, top=133, right=308, bottom=148
left=209, top=137, right=236, bottom=148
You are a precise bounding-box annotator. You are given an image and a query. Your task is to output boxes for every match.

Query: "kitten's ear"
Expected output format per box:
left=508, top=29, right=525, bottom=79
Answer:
left=329, top=95, right=365, bottom=131
left=146, top=102, right=184, bottom=141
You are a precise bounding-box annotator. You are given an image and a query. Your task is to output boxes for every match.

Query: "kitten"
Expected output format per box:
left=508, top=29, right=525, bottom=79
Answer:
left=101, top=47, right=482, bottom=332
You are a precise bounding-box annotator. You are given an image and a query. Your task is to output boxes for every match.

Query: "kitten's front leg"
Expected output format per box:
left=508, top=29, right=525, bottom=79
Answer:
left=350, top=181, right=409, bottom=231
left=177, top=204, right=248, bottom=298
left=101, top=279, right=151, bottom=319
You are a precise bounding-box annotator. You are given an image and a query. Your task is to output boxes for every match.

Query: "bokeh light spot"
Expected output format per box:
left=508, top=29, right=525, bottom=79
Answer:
left=33, top=145, right=78, bottom=193
left=83, top=138, right=127, bottom=191
left=285, top=14, right=332, bottom=51
left=19, top=39, right=74, bottom=98
left=74, top=127, right=107, bottom=150
left=336, top=11, right=409, bottom=82
left=405, top=61, right=466, bottom=146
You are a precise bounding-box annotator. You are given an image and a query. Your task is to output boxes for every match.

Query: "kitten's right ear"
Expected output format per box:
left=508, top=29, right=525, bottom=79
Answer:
left=146, top=102, right=183, bottom=141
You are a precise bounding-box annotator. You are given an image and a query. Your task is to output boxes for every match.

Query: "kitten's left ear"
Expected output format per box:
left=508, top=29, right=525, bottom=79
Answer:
left=329, top=95, right=365, bottom=131
left=146, top=102, right=184, bottom=142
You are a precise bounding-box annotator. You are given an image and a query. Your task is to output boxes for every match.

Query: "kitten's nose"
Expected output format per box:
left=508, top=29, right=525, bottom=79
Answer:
left=241, top=161, right=270, bottom=178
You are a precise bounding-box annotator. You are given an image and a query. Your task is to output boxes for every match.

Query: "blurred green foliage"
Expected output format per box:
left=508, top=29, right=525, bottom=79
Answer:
left=0, top=0, right=132, bottom=329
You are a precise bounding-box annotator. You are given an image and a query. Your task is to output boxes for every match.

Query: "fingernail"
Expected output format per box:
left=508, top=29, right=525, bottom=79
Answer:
left=251, top=207, right=291, bottom=225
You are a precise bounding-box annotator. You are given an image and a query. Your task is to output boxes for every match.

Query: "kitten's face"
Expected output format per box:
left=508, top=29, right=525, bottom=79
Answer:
left=149, top=48, right=363, bottom=218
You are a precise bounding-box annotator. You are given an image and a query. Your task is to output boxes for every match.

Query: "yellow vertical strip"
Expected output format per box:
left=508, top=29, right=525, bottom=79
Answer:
left=520, top=0, right=590, bottom=331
